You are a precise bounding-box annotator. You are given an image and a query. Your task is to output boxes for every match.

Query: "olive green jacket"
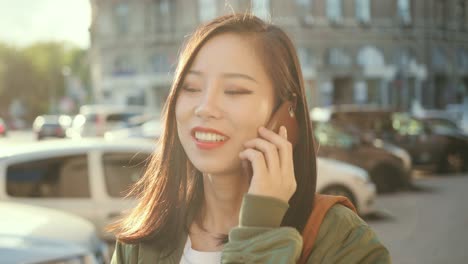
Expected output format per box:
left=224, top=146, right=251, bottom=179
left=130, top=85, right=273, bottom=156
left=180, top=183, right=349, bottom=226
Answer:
left=111, top=194, right=391, bottom=263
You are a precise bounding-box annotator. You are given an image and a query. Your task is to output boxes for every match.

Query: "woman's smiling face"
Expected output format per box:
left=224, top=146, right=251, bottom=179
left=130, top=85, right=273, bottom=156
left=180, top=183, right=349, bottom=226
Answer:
left=175, top=33, right=276, bottom=175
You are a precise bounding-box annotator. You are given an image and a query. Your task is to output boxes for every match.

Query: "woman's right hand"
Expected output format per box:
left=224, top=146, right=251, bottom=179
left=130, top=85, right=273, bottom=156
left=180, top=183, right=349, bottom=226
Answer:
left=239, top=126, right=296, bottom=203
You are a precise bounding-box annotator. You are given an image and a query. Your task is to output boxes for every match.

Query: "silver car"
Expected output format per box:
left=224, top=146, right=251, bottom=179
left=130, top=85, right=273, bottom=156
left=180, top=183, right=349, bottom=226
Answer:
left=0, top=201, right=108, bottom=263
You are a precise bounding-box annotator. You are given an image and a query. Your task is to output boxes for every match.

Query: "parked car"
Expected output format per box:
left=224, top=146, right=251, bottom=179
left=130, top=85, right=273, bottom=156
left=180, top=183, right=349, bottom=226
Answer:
left=0, top=136, right=376, bottom=242
left=313, top=121, right=411, bottom=193
left=417, top=116, right=467, bottom=135
left=316, top=157, right=376, bottom=216
left=0, top=201, right=108, bottom=263
left=0, top=138, right=154, bottom=241
left=67, top=105, right=145, bottom=138
left=104, top=119, right=162, bottom=140
left=0, top=117, right=7, bottom=136
left=1, top=235, right=97, bottom=264
left=32, top=115, right=72, bottom=140
left=313, top=106, right=468, bottom=174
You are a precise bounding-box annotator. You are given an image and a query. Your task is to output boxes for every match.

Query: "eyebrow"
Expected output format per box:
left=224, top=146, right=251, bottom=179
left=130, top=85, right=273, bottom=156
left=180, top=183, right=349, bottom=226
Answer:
left=187, top=70, right=258, bottom=83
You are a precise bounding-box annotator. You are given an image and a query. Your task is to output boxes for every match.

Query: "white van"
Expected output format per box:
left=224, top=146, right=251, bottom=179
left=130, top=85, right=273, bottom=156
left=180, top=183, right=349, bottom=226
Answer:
left=0, top=138, right=154, bottom=241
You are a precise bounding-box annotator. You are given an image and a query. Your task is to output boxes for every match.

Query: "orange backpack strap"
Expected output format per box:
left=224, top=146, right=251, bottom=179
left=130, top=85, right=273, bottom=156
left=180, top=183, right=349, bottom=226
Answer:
left=298, top=194, right=357, bottom=264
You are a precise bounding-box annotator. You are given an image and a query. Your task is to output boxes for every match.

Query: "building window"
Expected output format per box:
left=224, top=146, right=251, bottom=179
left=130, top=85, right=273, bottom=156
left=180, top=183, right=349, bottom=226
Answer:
left=114, top=2, right=129, bottom=34
left=327, top=0, right=343, bottom=23
left=434, top=0, right=447, bottom=28
left=149, top=53, right=172, bottom=73
left=296, top=0, right=312, bottom=10
left=298, top=47, right=315, bottom=69
left=252, top=0, right=270, bottom=20
left=296, top=0, right=315, bottom=25
left=357, top=46, right=385, bottom=67
left=456, top=0, right=466, bottom=30
left=113, top=55, right=135, bottom=76
left=326, top=48, right=352, bottom=66
left=432, top=47, right=447, bottom=70
left=397, top=0, right=411, bottom=25
left=456, top=48, right=468, bottom=70
left=394, top=48, right=416, bottom=67
left=6, top=155, right=90, bottom=198
left=355, top=0, right=370, bottom=23
left=154, top=0, right=171, bottom=32
left=296, top=0, right=313, bottom=15
left=199, top=0, right=217, bottom=22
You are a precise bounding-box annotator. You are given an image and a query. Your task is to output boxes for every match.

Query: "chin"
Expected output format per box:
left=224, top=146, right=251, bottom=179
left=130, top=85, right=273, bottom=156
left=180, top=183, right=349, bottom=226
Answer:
left=191, top=159, right=241, bottom=176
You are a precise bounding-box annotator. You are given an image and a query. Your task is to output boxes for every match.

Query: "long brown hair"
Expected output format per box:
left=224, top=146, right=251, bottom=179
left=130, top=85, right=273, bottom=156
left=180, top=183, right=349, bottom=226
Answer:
left=110, top=13, right=317, bottom=253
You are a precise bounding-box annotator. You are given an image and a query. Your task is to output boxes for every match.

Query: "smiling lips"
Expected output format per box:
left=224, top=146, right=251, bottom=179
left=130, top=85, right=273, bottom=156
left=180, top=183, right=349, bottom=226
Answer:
left=191, top=127, right=229, bottom=150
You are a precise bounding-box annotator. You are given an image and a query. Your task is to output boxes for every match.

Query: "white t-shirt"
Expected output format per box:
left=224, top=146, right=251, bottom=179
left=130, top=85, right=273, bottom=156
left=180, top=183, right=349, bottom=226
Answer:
left=179, top=236, right=222, bottom=264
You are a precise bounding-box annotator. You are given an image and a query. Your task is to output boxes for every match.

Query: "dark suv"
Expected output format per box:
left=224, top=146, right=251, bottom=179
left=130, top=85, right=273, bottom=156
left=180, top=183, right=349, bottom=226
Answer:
left=313, top=121, right=412, bottom=192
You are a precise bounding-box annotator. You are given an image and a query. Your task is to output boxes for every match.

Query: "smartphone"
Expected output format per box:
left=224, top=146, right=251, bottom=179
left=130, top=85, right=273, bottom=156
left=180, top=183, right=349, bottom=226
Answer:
left=264, top=100, right=299, bottom=147
left=243, top=100, right=299, bottom=178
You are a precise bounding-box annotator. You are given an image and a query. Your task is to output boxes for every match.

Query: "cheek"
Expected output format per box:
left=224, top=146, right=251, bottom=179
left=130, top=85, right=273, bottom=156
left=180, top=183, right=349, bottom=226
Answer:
left=175, top=97, right=190, bottom=123
left=233, top=100, right=273, bottom=134
left=175, top=98, right=191, bottom=142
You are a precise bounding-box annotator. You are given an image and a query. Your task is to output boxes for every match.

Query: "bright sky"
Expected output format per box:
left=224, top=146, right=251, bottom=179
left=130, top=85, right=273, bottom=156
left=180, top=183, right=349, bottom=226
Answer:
left=0, top=0, right=91, bottom=48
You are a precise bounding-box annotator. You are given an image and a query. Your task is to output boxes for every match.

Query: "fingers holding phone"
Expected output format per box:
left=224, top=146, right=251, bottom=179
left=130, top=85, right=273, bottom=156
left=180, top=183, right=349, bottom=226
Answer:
left=239, top=126, right=297, bottom=203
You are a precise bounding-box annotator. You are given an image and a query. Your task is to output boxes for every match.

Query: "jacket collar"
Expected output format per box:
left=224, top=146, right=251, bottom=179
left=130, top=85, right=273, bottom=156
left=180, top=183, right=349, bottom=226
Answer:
left=138, top=231, right=188, bottom=264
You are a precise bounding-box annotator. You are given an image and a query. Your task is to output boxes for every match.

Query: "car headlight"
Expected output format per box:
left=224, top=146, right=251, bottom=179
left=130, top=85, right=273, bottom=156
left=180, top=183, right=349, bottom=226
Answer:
left=395, top=149, right=412, bottom=171
left=386, top=146, right=412, bottom=171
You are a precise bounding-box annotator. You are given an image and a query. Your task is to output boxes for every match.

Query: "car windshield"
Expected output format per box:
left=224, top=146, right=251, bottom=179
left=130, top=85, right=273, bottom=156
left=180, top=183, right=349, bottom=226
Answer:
left=314, top=122, right=357, bottom=148
left=392, top=113, right=424, bottom=136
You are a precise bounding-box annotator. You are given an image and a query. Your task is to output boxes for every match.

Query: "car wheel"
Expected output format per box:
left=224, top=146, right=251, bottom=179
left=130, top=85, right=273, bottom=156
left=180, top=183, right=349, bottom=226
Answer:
left=320, top=185, right=357, bottom=210
left=370, top=164, right=401, bottom=193
left=439, top=149, right=466, bottom=174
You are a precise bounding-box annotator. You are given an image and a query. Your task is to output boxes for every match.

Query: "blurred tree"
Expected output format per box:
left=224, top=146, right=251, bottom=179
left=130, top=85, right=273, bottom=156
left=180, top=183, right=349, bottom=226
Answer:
left=24, top=42, right=67, bottom=114
left=0, top=43, right=46, bottom=122
left=64, top=47, right=91, bottom=90
left=0, top=42, right=89, bottom=124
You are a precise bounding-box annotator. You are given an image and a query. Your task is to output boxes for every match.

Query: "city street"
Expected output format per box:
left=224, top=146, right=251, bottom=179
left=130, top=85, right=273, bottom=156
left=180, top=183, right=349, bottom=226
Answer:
left=367, top=174, right=468, bottom=264
left=1, top=132, right=468, bottom=263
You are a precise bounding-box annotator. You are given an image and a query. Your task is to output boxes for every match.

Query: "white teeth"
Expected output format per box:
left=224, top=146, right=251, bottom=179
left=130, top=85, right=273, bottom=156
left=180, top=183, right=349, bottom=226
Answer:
left=195, top=132, right=226, bottom=142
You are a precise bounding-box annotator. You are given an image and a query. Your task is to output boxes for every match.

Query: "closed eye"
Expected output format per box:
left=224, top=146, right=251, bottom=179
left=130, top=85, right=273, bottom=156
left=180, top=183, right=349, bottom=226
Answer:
left=225, top=90, right=253, bottom=95
left=182, top=85, right=200, bottom=93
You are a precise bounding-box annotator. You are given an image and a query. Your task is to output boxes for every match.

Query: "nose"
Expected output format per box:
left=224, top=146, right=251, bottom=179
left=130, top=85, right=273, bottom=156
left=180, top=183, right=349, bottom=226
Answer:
left=194, top=88, right=222, bottom=120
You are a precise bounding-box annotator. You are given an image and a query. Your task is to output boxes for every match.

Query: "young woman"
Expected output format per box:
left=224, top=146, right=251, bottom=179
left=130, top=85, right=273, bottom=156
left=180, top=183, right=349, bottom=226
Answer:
left=110, top=14, right=390, bottom=264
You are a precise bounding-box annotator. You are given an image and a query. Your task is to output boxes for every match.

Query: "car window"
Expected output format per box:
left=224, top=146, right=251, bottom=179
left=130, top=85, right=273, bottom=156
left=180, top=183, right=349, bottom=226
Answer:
left=6, top=155, right=90, bottom=198
left=106, top=113, right=138, bottom=123
left=392, top=113, right=424, bottom=135
left=102, top=152, right=150, bottom=197
left=314, top=122, right=356, bottom=148
left=425, top=118, right=459, bottom=134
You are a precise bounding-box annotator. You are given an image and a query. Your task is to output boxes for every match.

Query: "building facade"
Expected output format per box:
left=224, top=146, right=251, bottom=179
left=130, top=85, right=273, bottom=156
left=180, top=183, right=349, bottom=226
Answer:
left=89, top=0, right=468, bottom=113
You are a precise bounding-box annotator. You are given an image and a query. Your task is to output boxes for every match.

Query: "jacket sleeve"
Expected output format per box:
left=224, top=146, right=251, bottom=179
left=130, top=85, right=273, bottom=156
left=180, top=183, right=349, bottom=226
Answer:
left=221, top=194, right=303, bottom=264
left=110, top=240, right=139, bottom=264
left=306, top=205, right=391, bottom=264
